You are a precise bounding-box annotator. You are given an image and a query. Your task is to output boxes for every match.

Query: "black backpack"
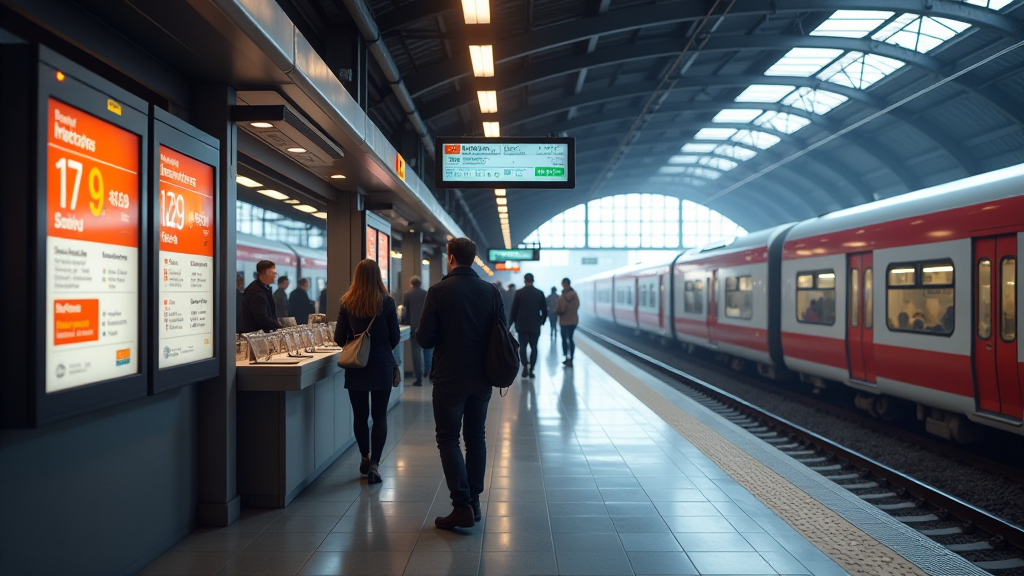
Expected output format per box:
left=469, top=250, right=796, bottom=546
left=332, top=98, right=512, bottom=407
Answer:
left=486, top=285, right=520, bottom=394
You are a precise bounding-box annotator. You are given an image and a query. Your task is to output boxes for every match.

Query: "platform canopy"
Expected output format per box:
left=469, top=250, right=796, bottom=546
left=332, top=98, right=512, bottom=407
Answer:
left=285, top=0, right=1024, bottom=249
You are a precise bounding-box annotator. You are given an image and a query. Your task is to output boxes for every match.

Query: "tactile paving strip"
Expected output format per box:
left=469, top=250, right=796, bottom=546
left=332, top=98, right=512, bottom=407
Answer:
left=577, top=336, right=988, bottom=576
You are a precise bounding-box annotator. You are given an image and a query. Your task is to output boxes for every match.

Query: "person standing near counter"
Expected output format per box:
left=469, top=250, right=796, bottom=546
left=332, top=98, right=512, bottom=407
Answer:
left=335, top=259, right=401, bottom=485
left=241, top=260, right=279, bottom=333
left=273, top=276, right=290, bottom=319
left=401, top=276, right=431, bottom=387
left=288, top=278, right=315, bottom=325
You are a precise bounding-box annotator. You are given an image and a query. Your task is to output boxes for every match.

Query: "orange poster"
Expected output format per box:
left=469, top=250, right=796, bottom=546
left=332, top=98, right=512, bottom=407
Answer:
left=366, top=226, right=377, bottom=261
left=378, top=232, right=389, bottom=287
left=158, top=145, right=215, bottom=257
left=53, top=299, right=100, bottom=345
left=46, top=98, right=140, bottom=248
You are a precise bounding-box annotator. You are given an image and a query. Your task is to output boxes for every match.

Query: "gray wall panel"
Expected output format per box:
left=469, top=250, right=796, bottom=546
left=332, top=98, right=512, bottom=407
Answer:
left=285, top=388, right=314, bottom=496
left=313, top=378, right=334, bottom=469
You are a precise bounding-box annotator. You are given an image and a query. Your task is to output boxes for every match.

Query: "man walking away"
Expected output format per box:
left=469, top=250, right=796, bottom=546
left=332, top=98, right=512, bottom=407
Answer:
left=318, top=281, right=328, bottom=315
left=273, top=276, right=290, bottom=319
left=546, top=287, right=559, bottom=338
left=556, top=277, right=580, bottom=367
left=416, top=238, right=502, bottom=529
left=288, top=278, right=315, bottom=324
left=510, top=273, right=547, bottom=378
left=402, top=276, right=431, bottom=386
left=505, top=283, right=517, bottom=327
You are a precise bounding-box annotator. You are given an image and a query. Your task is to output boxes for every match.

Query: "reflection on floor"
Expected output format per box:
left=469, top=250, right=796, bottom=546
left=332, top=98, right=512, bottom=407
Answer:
left=141, top=332, right=847, bottom=575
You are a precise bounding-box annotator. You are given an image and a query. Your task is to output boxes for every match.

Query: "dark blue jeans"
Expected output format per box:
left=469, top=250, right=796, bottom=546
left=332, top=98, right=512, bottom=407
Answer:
left=432, top=387, right=490, bottom=507
left=561, top=325, right=577, bottom=358
left=519, top=332, right=539, bottom=368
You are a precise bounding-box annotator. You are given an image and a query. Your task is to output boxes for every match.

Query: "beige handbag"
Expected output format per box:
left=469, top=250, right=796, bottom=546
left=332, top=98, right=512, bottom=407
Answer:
left=337, top=312, right=377, bottom=369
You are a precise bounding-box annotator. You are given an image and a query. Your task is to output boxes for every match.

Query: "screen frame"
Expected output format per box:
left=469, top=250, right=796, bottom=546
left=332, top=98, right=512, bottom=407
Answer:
left=150, top=109, right=221, bottom=394
left=24, top=47, right=150, bottom=427
left=433, top=136, right=576, bottom=190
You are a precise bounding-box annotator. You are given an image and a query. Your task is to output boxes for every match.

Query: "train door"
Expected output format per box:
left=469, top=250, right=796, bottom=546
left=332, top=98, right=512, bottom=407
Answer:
left=974, top=235, right=1021, bottom=418
left=707, top=270, right=719, bottom=345
left=847, top=253, right=877, bottom=383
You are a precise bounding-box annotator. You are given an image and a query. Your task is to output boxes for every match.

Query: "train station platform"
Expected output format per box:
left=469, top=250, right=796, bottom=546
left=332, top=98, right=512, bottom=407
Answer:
left=140, top=332, right=972, bottom=576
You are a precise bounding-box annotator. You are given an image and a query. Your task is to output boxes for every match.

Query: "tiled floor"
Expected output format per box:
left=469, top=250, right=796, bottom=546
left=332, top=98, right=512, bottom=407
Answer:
left=140, top=334, right=848, bottom=576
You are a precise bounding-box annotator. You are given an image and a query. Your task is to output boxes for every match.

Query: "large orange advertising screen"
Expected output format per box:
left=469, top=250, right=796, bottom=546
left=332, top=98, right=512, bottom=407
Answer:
left=158, top=145, right=215, bottom=369
left=45, top=97, right=140, bottom=392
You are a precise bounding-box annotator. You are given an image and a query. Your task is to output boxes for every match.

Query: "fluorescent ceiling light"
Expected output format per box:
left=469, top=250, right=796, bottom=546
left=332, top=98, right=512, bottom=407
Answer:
left=293, top=204, right=318, bottom=213
left=497, top=206, right=508, bottom=213
left=923, top=265, right=954, bottom=273
left=257, top=189, right=289, bottom=200
left=694, top=128, right=737, bottom=140
left=712, top=109, right=763, bottom=123
left=734, top=85, right=796, bottom=103
left=236, top=175, right=263, bottom=188
left=312, top=212, right=327, bottom=219
left=496, top=197, right=507, bottom=205
left=469, top=45, right=495, bottom=77
left=284, top=199, right=301, bottom=204
left=250, top=122, right=274, bottom=128
left=681, top=143, right=716, bottom=153
left=330, top=174, right=346, bottom=179
left=477, top=90, right=498, bottom=113
left=765, top=47, right=843, bottom=77
left=286, top=147, right=307, bottom=153
left=483, top=122, right=500, bottom=137
left=494, top=189, right=506, bottom=196
left=422, top=259, right=431, bottom=266
left=461, top=0, right=490, bottom=24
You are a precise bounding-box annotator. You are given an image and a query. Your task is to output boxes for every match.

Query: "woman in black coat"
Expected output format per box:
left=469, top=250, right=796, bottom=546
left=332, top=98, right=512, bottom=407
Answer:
left=335, top=259, right=401, bottom=484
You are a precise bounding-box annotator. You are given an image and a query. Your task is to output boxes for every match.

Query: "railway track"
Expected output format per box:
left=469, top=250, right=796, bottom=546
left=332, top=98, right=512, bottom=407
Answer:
left=579, top=324, right=1024, bottom=574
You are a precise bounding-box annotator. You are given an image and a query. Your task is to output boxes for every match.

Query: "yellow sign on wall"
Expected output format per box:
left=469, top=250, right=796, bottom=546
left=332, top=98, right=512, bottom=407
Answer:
left=395, top=153, right=406, bottom=182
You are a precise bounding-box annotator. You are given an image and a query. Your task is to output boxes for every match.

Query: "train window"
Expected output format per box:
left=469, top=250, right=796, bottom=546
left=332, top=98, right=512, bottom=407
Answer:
left=640, top=285, right=647, bottom=307
left=684, top=279, right=704, bottom=314
left=886, top=260, right=954, bottom=336
left=864, top=269, right=873, bottom=329
left=725, top=275, right=753, bottom=319
left=979, top=260, right=991, bottom=339
left=850, top=269, right=859, bottom=328
left=796, top=270, right=836, bottom=325
left=1001, top=258, right=1016, bottom=342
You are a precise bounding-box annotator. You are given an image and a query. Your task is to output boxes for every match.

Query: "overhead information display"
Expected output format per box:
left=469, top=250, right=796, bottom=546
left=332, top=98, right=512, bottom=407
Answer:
left=488, top=248, right=540, bottom=262
left=158, top=145, right=215, bottom=368
left=45, top=97, right=140, bottom=393
left=434, top=137, right=575, bottom=189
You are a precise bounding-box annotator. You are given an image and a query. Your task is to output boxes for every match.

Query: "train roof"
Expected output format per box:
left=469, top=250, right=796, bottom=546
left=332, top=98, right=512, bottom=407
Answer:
left=786, top=163, right=1024, bottom=241
left=676, top=224, right=793, bottom=265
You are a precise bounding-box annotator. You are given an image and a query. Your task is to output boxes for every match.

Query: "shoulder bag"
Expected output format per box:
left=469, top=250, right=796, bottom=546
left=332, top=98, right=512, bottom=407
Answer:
left=486, top=285, right=520, bottom=394
left=337, top=306, right=379, bottom=369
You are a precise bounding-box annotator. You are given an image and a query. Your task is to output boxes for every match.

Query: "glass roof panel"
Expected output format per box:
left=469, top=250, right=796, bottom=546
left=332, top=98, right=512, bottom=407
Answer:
left=873, top=14, right=970, bottom=53
left=817, top=51, right=904, bottom=90
left=714, top=145, right=757, bottom=161
left=966, top=0, right=1015, bottom=8
left=694, top=127, right=738, bottom=140
left=734, top=84, right=796, bottom=103
left=754, top=111, right=811, bottom=135
left=703, top=157, right=738, bottom=172
left=764, top=48, right=844, bottom=77
left=781, top=87, right=849, bottom=115
left=681, top=143, right=717, bottom=153
left=810, top=10, right=894, bottom=38
left=732, top=130, right=781, bottom=150
left=668, top=155, right=701, bottom=164
left=712, top=109, right=763, bottom=123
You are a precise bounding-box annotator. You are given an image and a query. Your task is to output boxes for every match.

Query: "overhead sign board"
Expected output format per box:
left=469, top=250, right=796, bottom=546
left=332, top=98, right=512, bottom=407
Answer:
left=488, top=248, right=539, bottom=262
left=495, top=263, right=520, bottom=272
left=435, top=137, right=575, bottom=189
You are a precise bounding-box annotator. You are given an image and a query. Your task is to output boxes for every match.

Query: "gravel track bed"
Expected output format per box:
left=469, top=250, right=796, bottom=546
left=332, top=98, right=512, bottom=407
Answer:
left=592, top=326, right=1024, bottom=529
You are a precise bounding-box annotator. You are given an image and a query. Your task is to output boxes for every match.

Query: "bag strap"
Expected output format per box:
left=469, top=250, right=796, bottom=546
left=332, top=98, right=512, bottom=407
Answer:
left=351, top=300, right=383, bottom=338
left=489, top=285, right=504, bottom=327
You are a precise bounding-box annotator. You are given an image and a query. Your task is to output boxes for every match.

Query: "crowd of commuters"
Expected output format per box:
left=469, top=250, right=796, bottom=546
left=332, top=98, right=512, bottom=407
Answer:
left=237, top=237, right=584, bottom=529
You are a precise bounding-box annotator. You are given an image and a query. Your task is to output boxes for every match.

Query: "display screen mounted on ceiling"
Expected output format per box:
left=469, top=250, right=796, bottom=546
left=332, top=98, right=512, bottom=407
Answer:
left=434, top=137, right=575, bottom=189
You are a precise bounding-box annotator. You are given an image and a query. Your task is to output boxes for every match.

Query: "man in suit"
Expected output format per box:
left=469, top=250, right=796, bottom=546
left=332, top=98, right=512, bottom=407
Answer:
left=288, top=278, right=315, bottom=324
left=241, top=260, right=279, bottom=333
left=401, top=276, right=431, bottom=386
left=417, top=238, right=504, bottom=530
left=509, top=273, right=547, bottom=378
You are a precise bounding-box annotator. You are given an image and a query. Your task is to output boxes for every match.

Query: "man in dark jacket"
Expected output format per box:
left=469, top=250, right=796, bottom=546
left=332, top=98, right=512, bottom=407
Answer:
left=235, top=274, right=245, bottom=334
left=273, top=276, right=289, bottom=320
left=401, top=276, right=431, bottom=386
left=288, top=278, right=315, bottom=324
left=546, top=287, right=559, bottom=338
left=318, top=281, right=328, bottom=315
left=417, top=238, right=503, bottom=530
left=509, top=273, right=547, bottom=378
left=241, top=260, right=279, bottom=333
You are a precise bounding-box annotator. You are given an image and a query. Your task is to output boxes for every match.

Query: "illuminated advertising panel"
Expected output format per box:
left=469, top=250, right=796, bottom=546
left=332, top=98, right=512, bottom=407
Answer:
left=434, top=137, right=575, bottom=189
left=158, top=145, right=215, bottom=368
left=378, top=233, right=389, bottom=289
left=366, top=226, right=377, bottom=262
left=45, top=97, right=141, bottom=393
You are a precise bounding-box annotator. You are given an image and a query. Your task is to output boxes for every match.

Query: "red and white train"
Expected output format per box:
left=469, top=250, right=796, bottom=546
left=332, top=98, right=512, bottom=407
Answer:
left=578, top=165, right=1023, bottom=441
left=236, top=232, right=328, bottom=308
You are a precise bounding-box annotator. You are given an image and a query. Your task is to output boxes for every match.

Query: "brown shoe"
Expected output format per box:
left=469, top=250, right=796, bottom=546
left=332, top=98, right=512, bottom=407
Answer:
left=434, top=505, right=475, bottom=530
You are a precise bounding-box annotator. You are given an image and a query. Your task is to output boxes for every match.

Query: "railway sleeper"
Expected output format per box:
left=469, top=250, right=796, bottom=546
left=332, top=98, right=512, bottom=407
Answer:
left=898, top=514, right=941, bottom=523
left=877, top=502, right=919, bottom=511
left=763, top=437, right=791, bottom=444
left=841, top=482, right=880, bottom=490
left=796, top=456, right=828, bottom=464
left=920, top=527, right=964, bottom=536
left=809, top=464, right=843, bottom=472
left=859, top=492, right=898, bottom=500
left=823, top=473, right=861, bottom=481
left=945, top=542, right=994, bottom=552
left=974, top=558, right=1024, bottom=571
left=782, top=449, right=816, bottom=456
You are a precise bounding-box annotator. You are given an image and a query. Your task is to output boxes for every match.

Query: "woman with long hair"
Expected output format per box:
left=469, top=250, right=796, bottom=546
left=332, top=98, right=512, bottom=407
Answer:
left=334, top=259, right=401, bottom=484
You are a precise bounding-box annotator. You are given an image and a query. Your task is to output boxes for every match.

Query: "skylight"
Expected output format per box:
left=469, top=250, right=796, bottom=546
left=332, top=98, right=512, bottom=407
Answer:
left=764, top=48, right=843, bottom=77
left=713, top=145, right=757, bottom=161
left=732, top=130, right=781, bottom=150
left=781, top=88, right=849, bottom=115
left=734, top=84, right=796, bottom=103
left=753, top=111, right=811, bottom=135
left=810, top=10, right=894, bottom=38
left=712, top=109, right=763, bottom=123
left=694, top=128, right=737, bottom=140
left=657, top=166, right=722, bottom=180
left=872, top=14, right=970, bottom=53
left=681, top=143, right=717, bottom=153
left=668, top=155, right=701, bottom=164
left=966, top=0, right=1015, bottom=9
left=703, top=157, right=738, bottom=172
left=817, top=51, right=904, bottom=90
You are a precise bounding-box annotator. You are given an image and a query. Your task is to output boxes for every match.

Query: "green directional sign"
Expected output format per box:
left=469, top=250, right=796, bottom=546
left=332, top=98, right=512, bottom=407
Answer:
left=488, top=248, right=540, bottom=262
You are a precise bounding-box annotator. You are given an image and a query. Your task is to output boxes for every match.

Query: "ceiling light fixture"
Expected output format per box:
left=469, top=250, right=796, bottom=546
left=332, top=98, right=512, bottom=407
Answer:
left=497, top=206, right=507, bottom=213
left=494, top=189, right=506, bottom=196
left=250, top=122, right=274, bottom=128
left=293, top=204, right=318, bottom=213
left=284, top=199, right=301, bottom=204
left=469, top=45, right=495, bottom=77
left=477, top=90, right=498, bottom=113
left=422, top=259, right=430, bottom=266
left=257, top=189, right=289, bottom=200
left=483, top=122, right=500, bottom=137
left=236, top=175, right=264, bottom=188
left=330, top=174, right=346, bottom=179
left=496, top=197, right=507, bottom=205
left=312, top=212, right=327, bottom=219
left=461, top=0, right=490, bottom=24
left=286, top=147, right=307, bottom=153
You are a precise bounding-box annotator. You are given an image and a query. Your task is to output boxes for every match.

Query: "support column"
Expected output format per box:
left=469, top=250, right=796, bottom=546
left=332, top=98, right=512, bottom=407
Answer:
left=326, top=192, right=364, bottom=321
left=192, top=84, right=240, bottom=527
left=430, top=245, right=446, bottom=287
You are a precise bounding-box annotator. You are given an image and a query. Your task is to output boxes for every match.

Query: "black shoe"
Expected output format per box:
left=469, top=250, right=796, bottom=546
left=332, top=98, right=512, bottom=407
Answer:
left=413, top=379, right=422, bottom=387
left=359, top=456, right=370, bottom=475
left=529, top=371, right=535, bottom=378
left=565, top=359, right=573, bottom=368
left=435, top=505, right=475, bottom=530
left=562, top=358, right=569, bottom=365
left=522, top=366, right=529, bottom=378
left=471, top=501, right=482, bottom=522
left=367, top=464, right=382, bottom=484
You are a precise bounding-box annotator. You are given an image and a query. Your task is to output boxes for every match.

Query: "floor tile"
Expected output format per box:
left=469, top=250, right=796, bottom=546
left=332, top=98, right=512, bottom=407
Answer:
left=727, top=516, right=767, bottom=533
left=644, top=489, right=707, bottom=502
left=652, top=502, right=722, bottom=516
left=138, top=551, right=233, bottom=575
left=604, top=501, right=660, bottom=517
left=611, top=516, right=670, bottom=533
left=483, top=530, right=554, bottom=552
left=402, top=552, right=479, bottom=576
left=600, top=488, right=652, bottom=502
left=316, top=532, right=419, bottom=553
left=246, top=532, right=330, bottom=552
left=687, top=551, right=778, bottom=575
left=412, top=529, right=484, bottom=553
left=595, top=477, right=643, bottom=489
left=296, top=551, right=410, bottom=575
left=172, top=530, right=260, bottom=553
left=553, top=549, right=634, bottom=576
left=483, top=515, right=550, bottom=533
left=742, top=533, right=788, bottom=552
left=264, top=515, right=342, bottom=533
left=618, top=533, right=683, bottom=552
left=626, top=551, right=699, bottom=575
left=664, top=516, right=737, bottom=533
left=215, top=551, right=312, bottom=575
left=332, top=516, right=425, bottom=533
left=552, top=532, right=623, bottom=554
left=486, top=501, right=549, bottom=517
left=760, top=551, right=812, bottom=575
left=550, top=515, right=616, bottom=533
left=285, top=501, right=353, bottom=517
left=479, top=551, right=558, bottom=576
left=547, top=502, right=607, bottom=517
left=545, top=488, right=603, bottom=502
left=675, top=532, right=756, bottom=552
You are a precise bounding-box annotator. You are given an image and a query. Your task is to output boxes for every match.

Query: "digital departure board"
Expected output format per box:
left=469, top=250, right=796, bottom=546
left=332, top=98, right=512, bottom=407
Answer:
left=488, top=248, right=540, bottom=262
left=157, top=145, right=215, bottom=369
left=45, top=98, right=141, bottom=393
left=434, top=137, right=575, bottom=189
